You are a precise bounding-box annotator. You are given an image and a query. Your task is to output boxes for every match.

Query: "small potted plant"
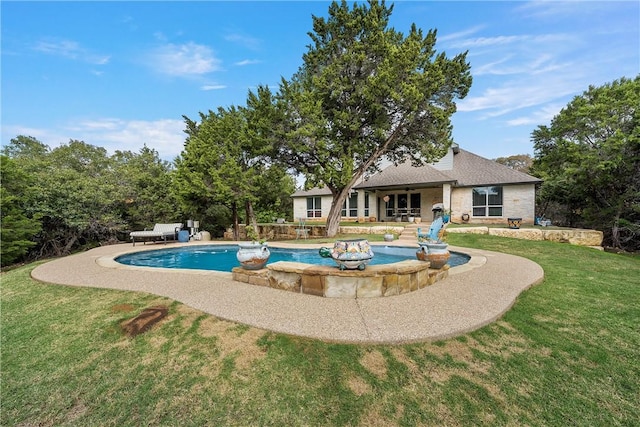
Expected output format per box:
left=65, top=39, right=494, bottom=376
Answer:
left=383, top=225, right=396, bottom=242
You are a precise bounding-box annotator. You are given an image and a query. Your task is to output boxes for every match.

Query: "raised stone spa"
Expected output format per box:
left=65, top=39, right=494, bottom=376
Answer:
left=232, top=260, right=450, bottom=298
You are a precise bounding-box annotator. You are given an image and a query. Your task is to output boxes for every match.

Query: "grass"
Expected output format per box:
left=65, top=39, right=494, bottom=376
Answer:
left=2, top=234, right=639, bottom=426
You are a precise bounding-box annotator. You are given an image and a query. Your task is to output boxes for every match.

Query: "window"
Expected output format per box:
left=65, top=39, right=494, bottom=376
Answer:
left=364, top=193, right=370, bottom=217
left=306, top=197, right=322, bottom=218
left=384, top=195, right=395, bottom=218
left=341, top=194, right=359, bottom=217
left=472, top=186, right=503, bottom=217
left=410, top=193, right=421, bottom=216
left=349, top=193, right=358, bottom=217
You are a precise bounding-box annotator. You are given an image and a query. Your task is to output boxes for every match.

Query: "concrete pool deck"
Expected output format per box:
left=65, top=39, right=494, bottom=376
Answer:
left=30, top=241, right=544, bottom=344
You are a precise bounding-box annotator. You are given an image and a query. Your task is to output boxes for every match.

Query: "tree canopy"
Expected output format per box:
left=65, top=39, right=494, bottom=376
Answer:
left=494, top=154, right=533, bottom=174
left=175, top=106, right=293, bottom=239
left=0, top=155, right=42, bottom=265
left=248, top=0, right=472, bottom=236
left=531, top=76, right=640, bottom=250
left=1, top=137, right=181, bottom=265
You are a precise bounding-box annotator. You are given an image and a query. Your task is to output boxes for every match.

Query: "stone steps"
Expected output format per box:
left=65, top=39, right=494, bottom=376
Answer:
left=398, top=223, right=422, bottom=243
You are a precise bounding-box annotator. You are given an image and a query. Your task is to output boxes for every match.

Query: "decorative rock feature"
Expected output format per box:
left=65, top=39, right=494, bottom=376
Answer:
left=268, top=270, right=301, bottom=292
left=542, top=229, right=604, bottom=246
left=231, top=259, right=449, bottom=299
left=488, top=228, right=544, bottom=241
left=319, top=239, right=374, bottom=270
left=445, top=227, right=489, bottom=235
left=446, top=226, right=603, bottom=247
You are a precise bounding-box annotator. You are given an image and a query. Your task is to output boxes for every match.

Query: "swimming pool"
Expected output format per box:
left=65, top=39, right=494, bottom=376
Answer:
left=116, top=244, right=470, bottom=272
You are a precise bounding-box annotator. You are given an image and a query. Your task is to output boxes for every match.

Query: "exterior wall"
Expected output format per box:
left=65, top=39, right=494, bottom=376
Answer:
left=294, top=188, right=451, bottom=223
left=293, top=192, right=380, bottom=222
left=503, top=184, right=537, bottom=223
left=293, top=195, right=334, bottom=221
left=450, top=184, right=536, bottom=225
left=293, top=183, right=536, bottom=225
left=450, top=188, right=472, bottom=222
left=431, top=149, right=454, bottom=171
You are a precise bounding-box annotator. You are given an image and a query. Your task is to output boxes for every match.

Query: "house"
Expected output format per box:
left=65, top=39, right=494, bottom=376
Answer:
left=291, top=144, right=542, bottom=225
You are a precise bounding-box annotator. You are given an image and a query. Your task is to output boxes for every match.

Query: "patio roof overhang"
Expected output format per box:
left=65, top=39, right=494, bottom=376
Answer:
left=354, top=179, right=457, bottom=192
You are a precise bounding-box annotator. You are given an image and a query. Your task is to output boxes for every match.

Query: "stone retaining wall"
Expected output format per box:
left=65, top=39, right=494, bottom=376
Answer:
left=232, top=260, right=449, bottom=298
left=224, top=224, right=404, bottom=240
left=223, top=223, right=603, bottom=247
left=446, top=227, right=604, bottom=247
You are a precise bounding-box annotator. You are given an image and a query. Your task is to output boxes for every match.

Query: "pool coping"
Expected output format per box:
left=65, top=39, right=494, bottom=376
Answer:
left=31, top=240, right=544, bottom=344
left=96, top=241, right=480, bottom=275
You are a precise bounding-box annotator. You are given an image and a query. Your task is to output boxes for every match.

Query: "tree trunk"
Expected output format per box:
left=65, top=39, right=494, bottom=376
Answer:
left=245, top=200, right=258, bottom=230
left=611, top=212, right=621, bottom=249
left=62, top=234, right=78, bottom=255
left=325, top=188, right=351, bottom=237
left=232, top=201, right=239, bottom=241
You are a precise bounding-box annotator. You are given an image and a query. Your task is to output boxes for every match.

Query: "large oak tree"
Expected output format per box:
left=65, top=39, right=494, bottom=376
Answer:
left=249, top=0, right=472, bottom=236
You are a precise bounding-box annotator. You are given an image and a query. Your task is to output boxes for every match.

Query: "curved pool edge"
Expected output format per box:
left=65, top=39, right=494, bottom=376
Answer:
left=30, top=241, right=544, bottom=344
left=97, top=240, right=484, bottom=279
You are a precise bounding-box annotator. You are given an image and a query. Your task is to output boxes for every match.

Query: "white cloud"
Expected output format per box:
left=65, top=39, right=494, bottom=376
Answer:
left=149, top=42, right=221, bottom=76
left=234, top=59, right=262, bottom=66
left=224, top=33, right=261, bottom=50
left=458, top=74, right=581, bottom=118
left=66, top=118, right=186, bottom=160
left=439, top=25, right=485, bottom=43
left=516, top=1, right=612, bottom=20
left=201, top=84, right=226, bottom=91
left=506, top=103, right=565, bottom=127
left=33, top=37, right=110, bottom=65
left=2, top=119, right=186, bottom=161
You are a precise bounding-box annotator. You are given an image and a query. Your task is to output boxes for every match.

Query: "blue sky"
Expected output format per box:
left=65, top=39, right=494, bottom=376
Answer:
left=2, top=1, right=638, bottom=162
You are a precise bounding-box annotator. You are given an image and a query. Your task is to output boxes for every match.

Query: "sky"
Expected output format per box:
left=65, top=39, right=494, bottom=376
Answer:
left=2, top=1, right=639, bottom=163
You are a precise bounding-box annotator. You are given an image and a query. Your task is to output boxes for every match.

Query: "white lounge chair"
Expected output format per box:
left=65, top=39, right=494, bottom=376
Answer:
left=130, top=223, right=183, bottom=246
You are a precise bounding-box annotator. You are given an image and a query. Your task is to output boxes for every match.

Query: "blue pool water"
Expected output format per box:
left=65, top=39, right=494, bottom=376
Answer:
left=115, top=245, right=470, bottom=272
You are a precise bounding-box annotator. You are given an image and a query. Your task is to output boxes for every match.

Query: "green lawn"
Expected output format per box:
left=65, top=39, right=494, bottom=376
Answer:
left=2, top=235, right=639, bottom=426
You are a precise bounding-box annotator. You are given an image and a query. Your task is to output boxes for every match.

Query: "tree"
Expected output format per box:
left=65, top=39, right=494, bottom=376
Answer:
left=252, top=165, right=296, bottom=223
left=0, top=155, right=42, bottom=266
left=248, top=0, right=472, bottom=236
left=531, top=76, right=640, bottom=250
left=3, top=137, right=127, bottom=258
left=112, top=145, right=180, bottom=231
left=2, top=136, right=186, bottom=262
left=36, top=140, right=125, bottom=255
left=494, top=154, right=533, bottom=173
left=175, top=106, right=268, bottom=239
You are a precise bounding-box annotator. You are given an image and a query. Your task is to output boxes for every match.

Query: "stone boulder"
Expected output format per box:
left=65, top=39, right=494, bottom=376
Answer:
left=445, top=227, right=489, bottom=235
left=543, top=229, right=603, bottom=246
left=488, top=228, right=544, bottom=241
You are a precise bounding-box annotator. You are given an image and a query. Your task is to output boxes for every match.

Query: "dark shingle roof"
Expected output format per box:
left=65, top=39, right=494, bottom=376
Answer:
left=355, top=161, right=454, bottom=189
left=291, top=186, right=332, bottom=197
left=291, top=148, right=542, bottom=197
left=445, top=149, right=542, bottom=187
left=356, top=148, right=541, bottom=189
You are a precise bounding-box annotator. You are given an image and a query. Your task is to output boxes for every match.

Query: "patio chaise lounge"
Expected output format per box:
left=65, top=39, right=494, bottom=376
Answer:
left=130, top=223, right=183, bottom=246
